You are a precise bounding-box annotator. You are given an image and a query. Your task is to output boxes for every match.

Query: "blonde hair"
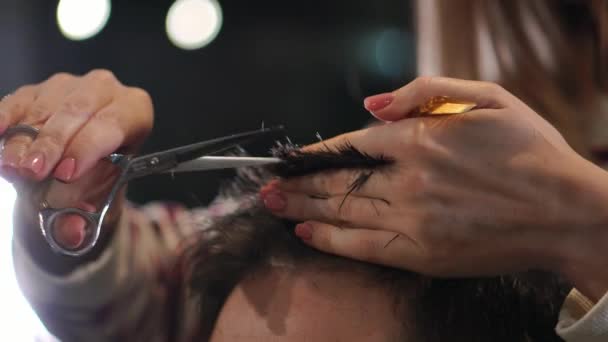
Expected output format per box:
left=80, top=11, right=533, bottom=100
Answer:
left=416, top=0, right=607, bottom=155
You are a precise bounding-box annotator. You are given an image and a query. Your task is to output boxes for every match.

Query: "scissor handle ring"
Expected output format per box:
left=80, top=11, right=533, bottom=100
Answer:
left=39, top=207, right=102, bottom=257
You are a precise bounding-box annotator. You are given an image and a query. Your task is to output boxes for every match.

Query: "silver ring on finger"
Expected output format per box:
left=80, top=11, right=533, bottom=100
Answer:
left=0, top=124, right=40, bottom=151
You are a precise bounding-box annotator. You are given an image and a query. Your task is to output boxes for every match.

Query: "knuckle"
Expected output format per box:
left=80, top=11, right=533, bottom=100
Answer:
left=128, top=87, right=152, bottom=106
left=480, top=81, right=505, bottom=97
left=417, top=222, right=467, bottom=260
left=410, top=76, right=443, bottom=96
left=27, top=102, right=52, bottom=122
left=65, top=135, right=105, bottom=161
left=38, top=132, right=66, bottom=152
left=141, top=113, right=154, bottom=133
left=412, top=76, right=435, bottom=88
left=415, top=228, right=454, bottom=260
left=337, top=197, right=355, bottom=222
left=1, top=101, right=24, bottom=118
left=400, top=122, right=433, bottom=153
left=61, top=96, right=94, bottom=115
left=87, top=69, right=117, bottom=83
left=412, top=211, right=439, bottom=241
left=47, top=72, right=75, bottom=85
left=95, top=108, right=121, bottom=127
left=406, top=169, right=431, bottom=195
left=129, top=87, right=155, bottom=131
left=344, top=170, right=362, bottom=191
left=311, top=173, right=331, bottom=194
left=355, top=237, right=382, bottom=262
left=1, top=86, right=36, bottom=116
left=13, top=84, right=36, bottom=97
left=326, top=196, right=346, bottom=222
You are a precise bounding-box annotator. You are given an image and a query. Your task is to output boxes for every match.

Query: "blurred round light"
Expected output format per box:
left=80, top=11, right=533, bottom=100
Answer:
left=57, top=0, right=111, bottom=41
left=166, top=0, right=223, bottom=50
left=374, top=29, right=412, bottom=78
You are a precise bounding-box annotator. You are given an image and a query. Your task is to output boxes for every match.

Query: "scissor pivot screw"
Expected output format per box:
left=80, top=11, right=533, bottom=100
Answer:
left=150, top=157, right=160, bottom=165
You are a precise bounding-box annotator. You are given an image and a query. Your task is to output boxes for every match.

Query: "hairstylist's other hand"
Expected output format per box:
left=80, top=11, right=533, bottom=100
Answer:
left=263, top=77, right=608, bottom=301
left=0, top=70, right=153, bottom=267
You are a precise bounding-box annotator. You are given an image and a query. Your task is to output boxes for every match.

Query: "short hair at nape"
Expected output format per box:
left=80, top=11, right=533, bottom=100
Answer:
left=183, top=143, right=569, bottom=341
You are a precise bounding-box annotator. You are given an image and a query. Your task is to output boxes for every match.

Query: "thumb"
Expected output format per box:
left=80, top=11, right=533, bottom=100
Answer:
left=54, top=215, right=86, bottom=249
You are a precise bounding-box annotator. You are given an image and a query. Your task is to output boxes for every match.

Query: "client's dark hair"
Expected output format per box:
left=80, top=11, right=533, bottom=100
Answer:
left=183, top=143, right=569, bottom=341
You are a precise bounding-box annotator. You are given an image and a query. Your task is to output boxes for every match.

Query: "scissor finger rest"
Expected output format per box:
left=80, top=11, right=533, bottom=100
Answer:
left=39, top=206, right=102, bottom=257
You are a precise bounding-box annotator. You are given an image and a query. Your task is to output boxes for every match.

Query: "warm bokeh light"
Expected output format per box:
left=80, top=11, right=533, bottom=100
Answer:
left=166, top=0, right=223, bottom=50
left=0, top=180, right=55, bottom=341
left=57, top=0, right=111, bottom=41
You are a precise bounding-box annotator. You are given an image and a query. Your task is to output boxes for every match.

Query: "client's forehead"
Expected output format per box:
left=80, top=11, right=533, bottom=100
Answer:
left=210, top=265, right=404, bottom=341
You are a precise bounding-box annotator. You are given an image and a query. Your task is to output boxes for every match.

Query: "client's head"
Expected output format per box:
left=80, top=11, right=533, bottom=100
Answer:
left=183, top=144, right=569, bottom=341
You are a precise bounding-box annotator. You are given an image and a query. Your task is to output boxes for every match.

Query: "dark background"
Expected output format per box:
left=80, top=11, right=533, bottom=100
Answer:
left=0, top=0, right=416, bottom=205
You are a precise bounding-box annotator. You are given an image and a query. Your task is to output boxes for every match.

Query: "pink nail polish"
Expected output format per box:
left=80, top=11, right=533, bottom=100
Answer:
left=21, top=152, right=45, bottom=175
left=364, top=93, right=394, bottom=113
left=263, top=191, right=286, bottom=211
left=295, top=223, right=313, bottom=241
left=54, top=158, right=76, bottom=182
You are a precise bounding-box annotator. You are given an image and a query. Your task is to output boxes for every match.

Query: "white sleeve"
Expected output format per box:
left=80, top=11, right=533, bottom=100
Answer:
left=12, top=205, right=190, bottom=342
left=13, top=213, right=129, bottom=312
left=556, top=288, right=608, bottom=342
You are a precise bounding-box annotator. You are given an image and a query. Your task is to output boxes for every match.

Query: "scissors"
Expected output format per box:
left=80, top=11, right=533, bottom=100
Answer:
left=0, top=125, right=284, bottom=257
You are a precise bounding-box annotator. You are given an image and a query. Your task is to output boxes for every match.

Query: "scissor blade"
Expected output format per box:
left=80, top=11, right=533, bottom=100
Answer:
left=167, top=156, right=282, bottom=173
left=150, top=126, right=284, bottom=164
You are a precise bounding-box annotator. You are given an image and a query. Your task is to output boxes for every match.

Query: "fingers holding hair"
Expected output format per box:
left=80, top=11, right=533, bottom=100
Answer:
left=264, top=189, right=394, bottom=229
left=293, top=221, right=423, bottom=271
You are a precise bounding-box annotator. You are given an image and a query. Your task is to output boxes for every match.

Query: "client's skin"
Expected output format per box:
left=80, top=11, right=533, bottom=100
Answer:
left=211, top=266, right=403, bottom=341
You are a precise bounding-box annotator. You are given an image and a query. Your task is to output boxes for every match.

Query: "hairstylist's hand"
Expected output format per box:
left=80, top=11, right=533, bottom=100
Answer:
left=263, top=77, right=608, bottom=301
left=0, top=70, right=153, bottom=267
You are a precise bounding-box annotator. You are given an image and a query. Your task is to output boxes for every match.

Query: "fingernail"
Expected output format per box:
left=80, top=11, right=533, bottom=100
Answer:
left=364, top=93, right=394, bottom=113
left=263, top=191, right=286, bottom=211
left=295, top=223, right=313, bottom=241
left=21, top=152, right=45, bottom=176
left=54, top=158, right=76, bottom=182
